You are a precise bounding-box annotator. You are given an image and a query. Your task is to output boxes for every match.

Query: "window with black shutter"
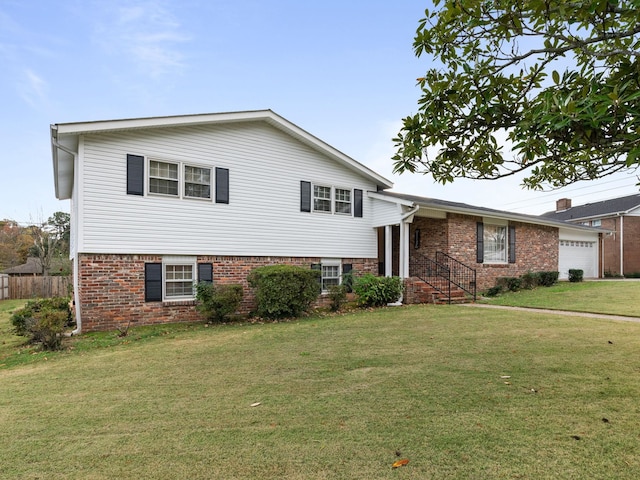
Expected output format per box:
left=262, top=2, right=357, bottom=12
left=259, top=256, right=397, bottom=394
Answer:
left=127, top=154, right=145, bottom=196
left=145, top=263, right=162, bottom=302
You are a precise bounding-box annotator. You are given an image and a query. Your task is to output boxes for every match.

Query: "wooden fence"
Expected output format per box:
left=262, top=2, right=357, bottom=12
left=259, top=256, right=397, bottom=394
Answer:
left=3, top=276, right=72, bottom=300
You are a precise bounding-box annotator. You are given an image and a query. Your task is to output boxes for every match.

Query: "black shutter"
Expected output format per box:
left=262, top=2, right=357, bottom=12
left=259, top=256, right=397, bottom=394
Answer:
left=215, top=167, right=229, bottom=204
left=476, top=222, right=484, bottom=263
left=354, top=189, right=363, bottom=217
left=300, top=181, right=311, bottom=212
left=198, top=263, right=213, bottom=284
left=145, top=263, right=162, bottom=302
left=342, top=264, right=353, bottom=274
left=311, top=263, right=322, bottom=290
left=127, top=154, right=144, bottom=196
left=509, top=225, right=516, bottom=264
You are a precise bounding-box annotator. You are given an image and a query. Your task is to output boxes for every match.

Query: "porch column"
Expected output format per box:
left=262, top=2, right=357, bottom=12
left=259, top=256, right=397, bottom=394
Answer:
left=384, top=225, right=392, bottom=277
left=399, top=221, right=410, bottom=278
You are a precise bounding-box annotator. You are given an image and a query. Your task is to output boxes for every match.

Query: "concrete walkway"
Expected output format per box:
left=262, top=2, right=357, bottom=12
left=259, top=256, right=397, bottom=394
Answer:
left=461, top=303, right=640, bottom=323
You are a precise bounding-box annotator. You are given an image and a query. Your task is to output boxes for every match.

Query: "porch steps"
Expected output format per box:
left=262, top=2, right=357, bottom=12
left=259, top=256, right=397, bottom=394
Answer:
left=406, top=276, right=472, bottom=305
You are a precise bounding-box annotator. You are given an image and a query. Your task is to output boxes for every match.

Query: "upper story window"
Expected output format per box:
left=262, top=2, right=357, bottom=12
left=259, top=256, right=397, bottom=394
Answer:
left=149, top=160, right=179, bottom=196
left=184, top=165, right=211, bottom=199
left=314, top=185, right=332, bottom=212
left=300, top=181, right=363, bottom=218
left=592, top=219, right=602, bottom=227
left=335, top=188, right=352, bottom=214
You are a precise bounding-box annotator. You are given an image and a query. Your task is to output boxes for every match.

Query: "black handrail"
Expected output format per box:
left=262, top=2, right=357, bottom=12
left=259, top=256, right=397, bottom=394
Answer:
left=435, top=251, right=477, bottom=301
left=409, top=253, right=451, bottom=302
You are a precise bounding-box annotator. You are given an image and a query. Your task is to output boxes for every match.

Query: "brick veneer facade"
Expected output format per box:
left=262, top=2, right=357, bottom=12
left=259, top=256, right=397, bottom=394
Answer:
left=601, top=216, right=640, bottom=276
left=409, top=213, right=559, bottom=292
left=77, top=254, right=378, bottom=332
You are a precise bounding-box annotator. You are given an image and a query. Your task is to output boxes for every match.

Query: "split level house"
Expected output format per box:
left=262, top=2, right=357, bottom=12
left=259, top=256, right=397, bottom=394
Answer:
left=51, top=110, right=605, bottom=333
left=543, top=195, right=640, bottom=277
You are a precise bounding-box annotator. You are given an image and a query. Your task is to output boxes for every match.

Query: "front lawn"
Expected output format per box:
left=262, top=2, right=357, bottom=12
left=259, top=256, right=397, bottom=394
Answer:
left=481, top=280, right=640, bottom=317
left=2, top=304, right=640, bottom=479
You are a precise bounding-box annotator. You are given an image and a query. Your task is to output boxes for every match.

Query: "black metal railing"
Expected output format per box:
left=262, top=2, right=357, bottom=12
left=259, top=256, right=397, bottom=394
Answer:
left=435, top=251, right=477, bottom=301
left=409, top=251, right=476, bottom=303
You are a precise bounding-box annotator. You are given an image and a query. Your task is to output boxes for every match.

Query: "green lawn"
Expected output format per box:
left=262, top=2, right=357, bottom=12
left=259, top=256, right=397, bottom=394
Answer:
left=2, top=301, right=640, bottom=479
left=481, top=280, right=640, bottom=317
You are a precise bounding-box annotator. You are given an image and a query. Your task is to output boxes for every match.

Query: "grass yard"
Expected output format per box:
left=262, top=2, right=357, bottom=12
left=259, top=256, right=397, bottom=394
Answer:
left=2, top=301, right=640, bottom=479
left=482, top=280, right=640, bottom=317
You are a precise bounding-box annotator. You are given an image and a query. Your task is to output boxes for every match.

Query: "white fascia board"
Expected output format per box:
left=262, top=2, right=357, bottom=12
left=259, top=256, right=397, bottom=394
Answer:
left=368, top=191, right=415, bottom=207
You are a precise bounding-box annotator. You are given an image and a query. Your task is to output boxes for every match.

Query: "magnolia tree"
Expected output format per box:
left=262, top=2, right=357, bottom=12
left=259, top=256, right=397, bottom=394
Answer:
left=393, top=0, right=640, bottom=189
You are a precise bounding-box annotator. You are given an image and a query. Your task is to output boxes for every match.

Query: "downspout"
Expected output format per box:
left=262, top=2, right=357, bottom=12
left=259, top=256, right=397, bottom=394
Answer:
left=389, top=205, right=420, bottom=306
left=52, top=138, right=82, bottom=335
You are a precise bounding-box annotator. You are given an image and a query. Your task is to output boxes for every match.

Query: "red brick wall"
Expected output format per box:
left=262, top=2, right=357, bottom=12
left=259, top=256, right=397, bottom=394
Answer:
left=601, top=217, right=621, bottom=276
left=408, top=214, right=559, bottom=292
left=78, top=254, right=377, bottom=332
left=623, top=216, right=640, bottom=275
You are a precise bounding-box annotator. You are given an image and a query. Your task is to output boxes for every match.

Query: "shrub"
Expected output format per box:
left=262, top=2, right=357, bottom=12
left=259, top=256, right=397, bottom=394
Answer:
left=247, top=265, right=320, bottom=319
left=485, top=285, right=503, bottom=297
left=353, top=274, right=403, bottom=307
left=568, top=269, right=584, bottom=283
left=520, top=271, right=540, bottom=290
left=341, top=270, right=355, bottom=293
left=496, top=277, right=522, bottom=292
left=10, top=297, right=72, bottom=351
left=328, top=284, right=348, bottom=312
left=538, top=271, right=559, bottom=287
left=195, top=282, right=243, bottom=323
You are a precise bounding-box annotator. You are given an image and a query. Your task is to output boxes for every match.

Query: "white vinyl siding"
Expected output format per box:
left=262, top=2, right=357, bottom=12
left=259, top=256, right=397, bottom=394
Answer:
left=77, top=122, right=378, bottom=258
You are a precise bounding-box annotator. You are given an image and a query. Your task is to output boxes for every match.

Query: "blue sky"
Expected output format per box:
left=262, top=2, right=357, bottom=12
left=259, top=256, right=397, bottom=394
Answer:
left=1, top=0, right=639, bottom=225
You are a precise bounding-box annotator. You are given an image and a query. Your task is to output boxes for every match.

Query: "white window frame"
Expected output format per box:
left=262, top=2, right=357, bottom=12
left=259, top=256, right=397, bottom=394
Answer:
left=334, top=187, right=352, bottom=215
left=483, top=223, right=508, bottom=264
left=592, top=219, right=602, bottom=227
left=162, top=256, right=197, bottom=301
left=149, top=159, right=179, bottom=197
left=147, top=158, right=213, bottom=201
left=312, top=184, right=353, bottom=216
left=320, top=258, right=342, bottom=292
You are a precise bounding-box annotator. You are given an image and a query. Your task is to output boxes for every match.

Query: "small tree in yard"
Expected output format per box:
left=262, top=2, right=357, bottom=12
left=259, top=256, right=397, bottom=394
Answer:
left=195, top=283, right=243, bottom=323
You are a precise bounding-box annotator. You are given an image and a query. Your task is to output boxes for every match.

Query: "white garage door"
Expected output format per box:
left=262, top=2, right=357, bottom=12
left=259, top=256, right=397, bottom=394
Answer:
left=559, top=239, right=597, bottom=279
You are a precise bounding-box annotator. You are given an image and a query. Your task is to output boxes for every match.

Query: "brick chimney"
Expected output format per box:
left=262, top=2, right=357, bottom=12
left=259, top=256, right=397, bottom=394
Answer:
left=556, top=198, right=572, bottom=212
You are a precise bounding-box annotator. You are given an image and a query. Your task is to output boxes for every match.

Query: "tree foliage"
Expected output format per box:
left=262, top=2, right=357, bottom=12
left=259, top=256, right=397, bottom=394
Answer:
left=393, top=0, right=640, bottom=189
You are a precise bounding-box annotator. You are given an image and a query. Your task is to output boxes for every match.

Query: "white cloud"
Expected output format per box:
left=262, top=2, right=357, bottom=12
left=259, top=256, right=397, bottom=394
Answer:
left=18, top=69, right=49, bottom=108
left=94, top=0, right=191, bottom=78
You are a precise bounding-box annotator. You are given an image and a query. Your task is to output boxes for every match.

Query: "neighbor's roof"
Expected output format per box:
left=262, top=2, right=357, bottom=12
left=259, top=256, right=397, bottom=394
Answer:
left=541, top=193, right=640, bottom=221
left=372, top=191, right=607, bottom=233
left=51, top=109, right=393, bottom=200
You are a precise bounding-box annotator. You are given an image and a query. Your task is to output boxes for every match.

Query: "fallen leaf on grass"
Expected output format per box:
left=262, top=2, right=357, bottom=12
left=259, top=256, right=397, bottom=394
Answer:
left=500, top=375, right=511, bottom=379
left=250, top=402, right=261, bottom=407
left=392, top=459, right=409, bottom=468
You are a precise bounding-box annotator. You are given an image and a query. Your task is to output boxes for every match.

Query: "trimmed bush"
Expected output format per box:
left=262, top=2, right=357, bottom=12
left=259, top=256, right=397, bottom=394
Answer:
left=520, top=271, right=540, bottom=290
left=10, top=297, right=72, bottom=351
left=568, top=269, right=584, bottom=283
left=195, top=282, right=243, bottom=323
left=538, top=271, right=559, bottom=287
left=247, top=265, right=320, bottom=319
left=497, top=277, right=522, bottom=292
left=353, top=274, right=403, bottom=307
left=485, top=285, right=503, bottom=297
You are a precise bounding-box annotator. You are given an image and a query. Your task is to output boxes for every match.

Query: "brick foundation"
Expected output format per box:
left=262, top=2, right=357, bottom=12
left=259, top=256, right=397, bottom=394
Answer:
left=77, top=254, right=377, bottom=332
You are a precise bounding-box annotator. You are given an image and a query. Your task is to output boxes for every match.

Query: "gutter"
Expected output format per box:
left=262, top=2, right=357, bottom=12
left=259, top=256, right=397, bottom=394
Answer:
left=52, top=137, right=82, bottom=335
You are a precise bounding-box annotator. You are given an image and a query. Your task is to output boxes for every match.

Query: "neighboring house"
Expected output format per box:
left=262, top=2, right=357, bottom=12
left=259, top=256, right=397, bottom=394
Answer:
left=2, top=257, right=44, bottom=276
left=2, top=257, right=69, bottom=276
left=543, top=195, right=640, bottom=277
left=51, top=110, right=604, bottom=333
